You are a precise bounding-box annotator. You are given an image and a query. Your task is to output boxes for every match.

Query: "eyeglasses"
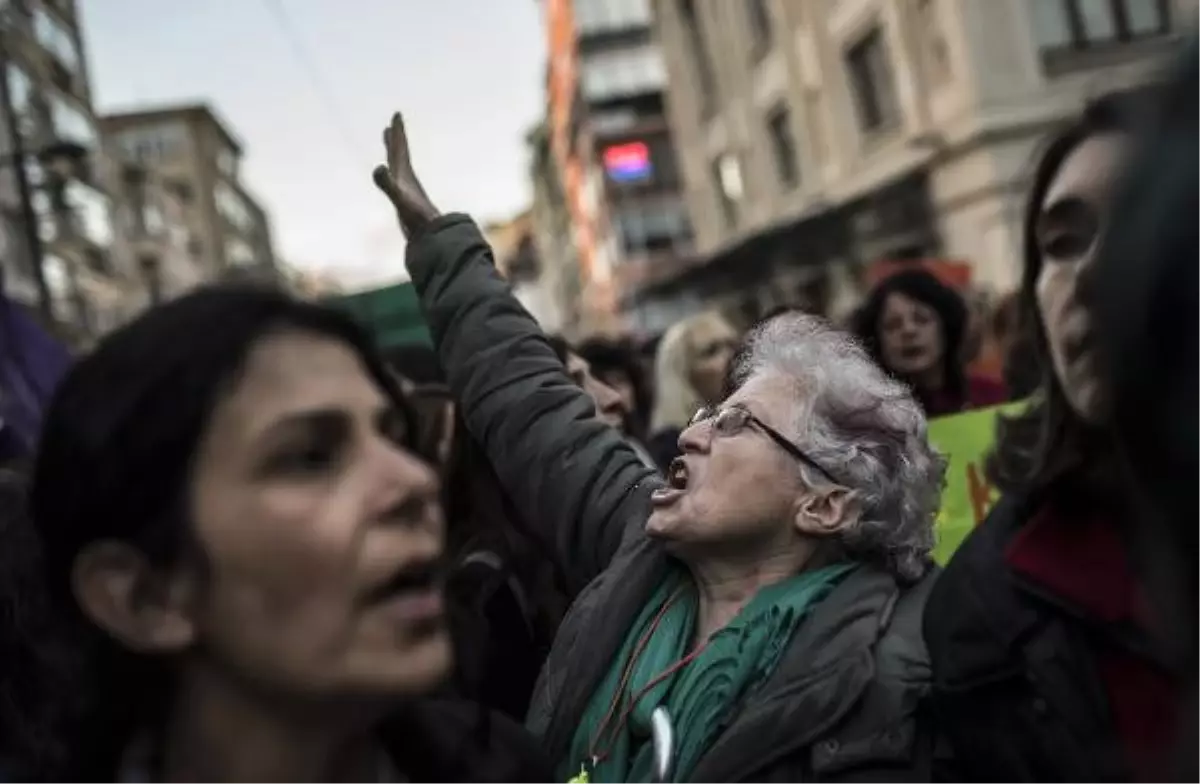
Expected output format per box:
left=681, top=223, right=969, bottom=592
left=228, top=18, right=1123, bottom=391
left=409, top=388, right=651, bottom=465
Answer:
left=689, top=405, right=841, bottom=486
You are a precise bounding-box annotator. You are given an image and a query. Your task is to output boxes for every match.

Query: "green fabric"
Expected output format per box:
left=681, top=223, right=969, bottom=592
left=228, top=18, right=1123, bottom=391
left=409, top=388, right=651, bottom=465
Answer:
left=561, top=562, right=854, bottom=783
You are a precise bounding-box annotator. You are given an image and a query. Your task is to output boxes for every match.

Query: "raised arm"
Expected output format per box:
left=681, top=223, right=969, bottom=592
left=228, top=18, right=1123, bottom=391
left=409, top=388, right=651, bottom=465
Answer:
left=374, top=113, right=658, bottom=586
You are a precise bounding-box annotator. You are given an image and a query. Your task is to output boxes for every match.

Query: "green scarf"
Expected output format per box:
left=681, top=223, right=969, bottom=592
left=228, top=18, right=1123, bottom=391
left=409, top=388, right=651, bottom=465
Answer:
left=561, top=562, right=853, bottom=783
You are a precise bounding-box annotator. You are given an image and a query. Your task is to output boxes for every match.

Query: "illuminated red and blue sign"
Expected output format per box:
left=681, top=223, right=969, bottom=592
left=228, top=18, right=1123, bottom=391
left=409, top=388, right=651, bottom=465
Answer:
left=602, top=141, right=653, bottom=183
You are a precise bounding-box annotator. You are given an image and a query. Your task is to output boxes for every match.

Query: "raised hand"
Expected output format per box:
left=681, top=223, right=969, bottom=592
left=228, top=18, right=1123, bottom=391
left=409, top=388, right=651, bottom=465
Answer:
left=372, top=112, right=441, bottom=239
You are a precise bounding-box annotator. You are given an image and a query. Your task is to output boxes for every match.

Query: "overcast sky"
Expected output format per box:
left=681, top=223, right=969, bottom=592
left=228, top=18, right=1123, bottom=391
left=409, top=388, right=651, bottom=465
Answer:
left=80, top=0, right=547, bottom=289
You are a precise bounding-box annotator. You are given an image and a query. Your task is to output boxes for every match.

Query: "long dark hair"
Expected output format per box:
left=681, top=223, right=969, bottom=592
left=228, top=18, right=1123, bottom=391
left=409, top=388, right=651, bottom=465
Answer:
left=3, top=285, right=416, bottom=780
left=854, top=269, right=968, bottom=411
left=987, top=89, right=1153, bottom=496
left=1093, top=40, right=1197, bottom=776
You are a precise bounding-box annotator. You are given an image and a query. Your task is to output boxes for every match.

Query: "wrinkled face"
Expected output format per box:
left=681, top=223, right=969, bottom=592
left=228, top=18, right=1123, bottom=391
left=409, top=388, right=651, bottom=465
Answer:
left=186, top=330, right=450, bottom=703
left=687, top=320, right=739, bottom=405
left=566, top=352, right=629, bottom=431
left=1035, top=133, right=1125, bottom=423
left=878, top=292, right=944, bottom=379
left=646, top=372, right=839, bottom=560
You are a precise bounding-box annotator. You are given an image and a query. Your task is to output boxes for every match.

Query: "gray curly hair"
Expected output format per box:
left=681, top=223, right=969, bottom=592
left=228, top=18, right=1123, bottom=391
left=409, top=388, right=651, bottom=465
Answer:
left=731, top=313, right=946, bottom=582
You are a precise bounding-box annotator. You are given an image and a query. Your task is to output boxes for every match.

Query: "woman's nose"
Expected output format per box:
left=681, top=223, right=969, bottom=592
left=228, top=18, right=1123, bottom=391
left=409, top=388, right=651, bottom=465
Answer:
left=677, top=419, right=710, bottom=454
left=593, top=379, right=628, bottom=418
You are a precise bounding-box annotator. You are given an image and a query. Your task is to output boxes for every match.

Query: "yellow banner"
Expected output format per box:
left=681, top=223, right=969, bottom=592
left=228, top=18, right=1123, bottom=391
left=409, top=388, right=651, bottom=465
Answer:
left=928, top=403, right=1022, bottom=563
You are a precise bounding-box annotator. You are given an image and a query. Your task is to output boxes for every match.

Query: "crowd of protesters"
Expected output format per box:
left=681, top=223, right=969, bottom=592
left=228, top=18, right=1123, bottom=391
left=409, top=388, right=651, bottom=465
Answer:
left=0, top=39, right=1192, bottom=783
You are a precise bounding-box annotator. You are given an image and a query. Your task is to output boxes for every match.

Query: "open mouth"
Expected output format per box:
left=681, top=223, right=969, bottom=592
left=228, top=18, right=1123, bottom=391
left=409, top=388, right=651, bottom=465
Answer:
left=651, top=458, right=690, bottom=509
left=667, top=457, right=689, bottom=490
left=366, top=562, right=445, bottom=628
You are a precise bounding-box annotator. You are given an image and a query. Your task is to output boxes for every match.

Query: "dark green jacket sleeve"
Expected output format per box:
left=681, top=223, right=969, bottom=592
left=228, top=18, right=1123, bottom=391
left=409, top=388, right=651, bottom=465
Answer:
left=405, top=214, right=659, bottom=587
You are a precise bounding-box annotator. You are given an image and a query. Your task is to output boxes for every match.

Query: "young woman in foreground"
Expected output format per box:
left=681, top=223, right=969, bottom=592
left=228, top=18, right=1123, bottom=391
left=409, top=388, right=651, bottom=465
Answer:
left=0, top=286, right=548, bottom=781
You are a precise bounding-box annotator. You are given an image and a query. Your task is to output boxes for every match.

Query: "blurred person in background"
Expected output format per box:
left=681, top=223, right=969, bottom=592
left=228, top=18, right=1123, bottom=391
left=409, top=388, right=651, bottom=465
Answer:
left=923, top=87, right=1185, bottom=782
left=577, top=336, right=652, bottom=445
left=0, top=286, right=548, bottom=781
left=647, top=311, right=739, bottom=470
left=546, top=335, right=636, bottom=439
left=376, top=112, right=946, bottom=782
left=989, top=292, right=1041, bottom=399
left=855, top=269, right=1008, bottom=418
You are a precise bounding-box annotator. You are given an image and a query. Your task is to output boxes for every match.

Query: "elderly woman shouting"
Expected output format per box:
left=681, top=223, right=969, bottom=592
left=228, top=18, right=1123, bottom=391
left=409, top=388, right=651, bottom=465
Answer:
left=374, top=113, right=945, bottom=782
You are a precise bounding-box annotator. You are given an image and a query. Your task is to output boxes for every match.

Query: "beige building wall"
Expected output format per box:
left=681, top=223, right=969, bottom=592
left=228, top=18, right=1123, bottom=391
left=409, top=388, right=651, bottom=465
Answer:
left=655, top=0, right=1188, bottom=296
left=100, top=105, right=278, bottom=286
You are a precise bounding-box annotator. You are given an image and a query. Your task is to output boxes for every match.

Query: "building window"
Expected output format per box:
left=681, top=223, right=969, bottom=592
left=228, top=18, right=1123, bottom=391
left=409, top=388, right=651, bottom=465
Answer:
left=766, top=104, right=799, bottom=189
left=217, top=147, right=238, bottom=178
left=614, top=197, right=691, bottom=256
left=679, top=0, right=717, bottom=114
left=916, top=0, right=952, bottom=86
left=63, top=180, right=113, bottom=247
left=33, top=6, right=79, bottom=71
left=575, top=0, right=653, bottom=36
left=49, top=92, right=96, bottom=147
left=117, top=122, right=187, bottom=165
left=216, top=182, right=254, bottom=233
left=5, top=64, right=37, bottom=137
left=747, top=0, right=773, bottom=58
left=712, top=153, right=743, bottom=229
left=845, top=27, right=900, bottom=134
left=580, top=44, right=667, bottom=101
left=1029, top=0, right=1170, bottom=51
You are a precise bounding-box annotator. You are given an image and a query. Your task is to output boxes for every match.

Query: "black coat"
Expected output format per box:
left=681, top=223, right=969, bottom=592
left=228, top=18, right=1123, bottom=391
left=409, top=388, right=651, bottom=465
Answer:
left=923, top=494, right=1178, bottom=781
left=380, top=699, right=551, bottom=781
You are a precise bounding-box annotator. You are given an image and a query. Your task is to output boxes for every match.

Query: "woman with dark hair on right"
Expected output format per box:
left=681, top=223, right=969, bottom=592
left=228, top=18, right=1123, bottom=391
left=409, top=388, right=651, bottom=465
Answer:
left=1091, top=38, right=1197, bottom=780
left=0, top=286, right=548, bottom=781
left=923, top=86, right=1187, bottom=781
left=854, top=269, right=1007, bottom=418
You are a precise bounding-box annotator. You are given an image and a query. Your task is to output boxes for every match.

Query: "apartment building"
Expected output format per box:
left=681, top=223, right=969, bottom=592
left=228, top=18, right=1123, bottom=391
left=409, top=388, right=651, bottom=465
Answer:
left=542, top=0, right=696, bottom=336
left=650, top=0, right=1186, bottom=325
left=107, top=158, right=204, bottom=309
left=99, top=104, right=278, bottom=288
left=0, top=0, right=131, bottom=339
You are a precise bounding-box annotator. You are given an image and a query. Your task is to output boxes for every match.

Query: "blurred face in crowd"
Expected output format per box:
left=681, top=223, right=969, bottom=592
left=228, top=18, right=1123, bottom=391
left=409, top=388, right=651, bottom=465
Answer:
left=565, top=351, right=629, bottom=431
left=77, top=330, right=452, bottom=712
left=687, top=318, right=740, bottom=406
left=646, top=371, right=854, bottom=563
left=596, top=368, right=638, bottom=422
left=1034, top=133, right=1126, bottom=423
left=878, top=292, right=944, bottom=381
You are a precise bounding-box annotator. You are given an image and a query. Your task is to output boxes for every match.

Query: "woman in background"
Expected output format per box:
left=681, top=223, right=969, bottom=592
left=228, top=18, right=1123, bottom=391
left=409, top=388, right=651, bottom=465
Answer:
left=577, top=336, right=652, bottom=445
left=855, top=269, right=1007, bottom=418
left=646, top=311, right=739, bottom=470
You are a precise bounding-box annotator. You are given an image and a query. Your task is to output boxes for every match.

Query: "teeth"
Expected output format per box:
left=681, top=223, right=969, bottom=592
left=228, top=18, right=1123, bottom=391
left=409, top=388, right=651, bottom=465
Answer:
left=668, top=459, right=688, bottom=489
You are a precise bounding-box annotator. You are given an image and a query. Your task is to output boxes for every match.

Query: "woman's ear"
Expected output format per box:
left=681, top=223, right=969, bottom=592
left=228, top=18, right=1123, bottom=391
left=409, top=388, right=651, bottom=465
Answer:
left=72, top=540, right=198, bottom=653
left=792, top=487, right=862, bottom=537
